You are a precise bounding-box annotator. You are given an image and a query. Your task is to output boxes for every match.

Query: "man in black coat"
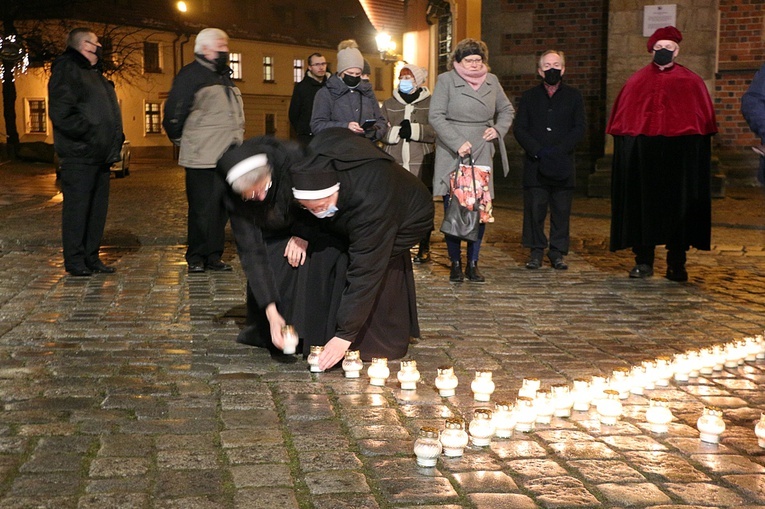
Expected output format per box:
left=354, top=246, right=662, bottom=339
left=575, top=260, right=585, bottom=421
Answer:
left=513, top=50, right=585, bottom=270
left=289, top=52, right=328, bottom=146
left=290, top=128, right=434, bottom=370
left=49, top=27, right=124, bottom=277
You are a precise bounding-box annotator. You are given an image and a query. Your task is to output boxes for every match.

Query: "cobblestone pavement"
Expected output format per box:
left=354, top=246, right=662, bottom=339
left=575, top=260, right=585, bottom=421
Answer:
left=1, top=160, right=765, bottom=508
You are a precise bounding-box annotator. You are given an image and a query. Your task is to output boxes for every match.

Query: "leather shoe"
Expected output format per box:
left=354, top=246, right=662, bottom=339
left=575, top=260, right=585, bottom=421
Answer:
left=205, top=260, right=233, bottom=271
left=666, top=265, right=688, bottom=282
left=465, top=261, right=485, bottom=283
left=629, top=264, right=654, bottom=278
left=188, top=263, right=205, bottom=273
left=550, top=258, right=568, bottom=270
left=88, top=261, right=116, bottom=273
left=67, top=267, right=92, bottom=277
left=449, top=261, right=464, bottom=283
left=525, top=258, right=542, bottom=270
left=413, top=251, right=431, bottom=264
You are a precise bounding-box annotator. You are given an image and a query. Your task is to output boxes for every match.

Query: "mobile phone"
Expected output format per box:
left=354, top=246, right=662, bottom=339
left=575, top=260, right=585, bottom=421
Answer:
left=361, top=119, right=376, bottom=130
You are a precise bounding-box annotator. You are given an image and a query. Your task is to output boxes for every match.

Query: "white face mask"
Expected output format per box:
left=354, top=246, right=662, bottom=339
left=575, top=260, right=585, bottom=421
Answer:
left=312, top=205, right=338, bottom=219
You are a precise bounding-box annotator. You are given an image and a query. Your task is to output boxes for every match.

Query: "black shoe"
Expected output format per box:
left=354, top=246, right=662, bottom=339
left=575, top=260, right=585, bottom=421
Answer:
left=205, top=260, right=233, bottom=271
left=666, top=265, right=688, bottom=282
left=629, top=264, right=654, bottom=278
left=525, top=258, right=542, bottom=270
left=550, top=258, right=568, bottom=270
left=413, top=251, right=431, bottom=264
left=465, top=261, right=485, bottom=282
left=87, top=260, right=116, bottom=273
left=67, top=267, right=92, bottom=277
left=188, top=263, right=205, bottom=273
left=449, top=261, right=464, bottom=283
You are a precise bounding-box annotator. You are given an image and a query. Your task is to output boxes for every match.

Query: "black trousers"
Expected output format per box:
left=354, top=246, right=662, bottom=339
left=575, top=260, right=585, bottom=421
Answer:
left=185, top=168, right=228, bottom=265
left=522, top=186, right=574, bottom=258
left=60, top=163, right=111, bottom=271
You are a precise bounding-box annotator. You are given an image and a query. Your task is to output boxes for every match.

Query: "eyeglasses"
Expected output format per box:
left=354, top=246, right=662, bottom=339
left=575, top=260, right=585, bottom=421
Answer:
left=462, top=57, right=482, bottom=65
left=310, top=62, right=327, bottom=67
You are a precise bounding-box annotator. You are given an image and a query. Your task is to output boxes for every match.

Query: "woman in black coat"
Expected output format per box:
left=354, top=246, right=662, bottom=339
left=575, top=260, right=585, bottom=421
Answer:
left=217, top=136, right=347, bottom=357
left=290, top=128, right=434, bottom=370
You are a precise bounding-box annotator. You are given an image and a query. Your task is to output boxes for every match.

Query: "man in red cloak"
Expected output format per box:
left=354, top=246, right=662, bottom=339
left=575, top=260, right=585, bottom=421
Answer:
left=607, top=26, right=717, bottom=282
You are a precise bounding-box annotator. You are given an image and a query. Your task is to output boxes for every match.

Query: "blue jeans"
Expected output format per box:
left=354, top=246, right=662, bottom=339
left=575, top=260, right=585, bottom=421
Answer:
left=443, top=195, right=485, bottom=263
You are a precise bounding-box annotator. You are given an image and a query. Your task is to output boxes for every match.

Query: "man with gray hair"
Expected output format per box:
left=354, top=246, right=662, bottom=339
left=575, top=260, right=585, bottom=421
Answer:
left=49, top=27, right=124, bottom=277
left=164, top=28, right=245, bottom=273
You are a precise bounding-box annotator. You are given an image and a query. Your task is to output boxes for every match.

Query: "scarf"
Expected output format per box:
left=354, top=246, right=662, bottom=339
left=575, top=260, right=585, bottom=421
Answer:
left=453, top=61, right=488, bottom=91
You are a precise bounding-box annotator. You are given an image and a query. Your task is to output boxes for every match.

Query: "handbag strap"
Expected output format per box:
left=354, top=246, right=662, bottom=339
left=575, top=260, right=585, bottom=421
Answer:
left=462, top=155, right=478, bottom=210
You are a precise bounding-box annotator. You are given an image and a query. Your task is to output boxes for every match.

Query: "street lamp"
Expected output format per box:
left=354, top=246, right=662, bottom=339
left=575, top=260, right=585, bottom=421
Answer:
left=375, top=31, right=400, bottom=64
left=176, top=1, right=188, bottom=13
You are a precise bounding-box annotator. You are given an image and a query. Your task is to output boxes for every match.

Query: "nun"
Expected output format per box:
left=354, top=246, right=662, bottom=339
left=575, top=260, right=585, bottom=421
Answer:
left=217, top=136, right=347, bottom=357
left=290, top=128, right=434, bottom=370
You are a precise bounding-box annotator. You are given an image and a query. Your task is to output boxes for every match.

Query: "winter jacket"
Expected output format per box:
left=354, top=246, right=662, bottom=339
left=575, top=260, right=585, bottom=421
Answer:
left=429, top=70, right=514, bottom=197
left=310, top=74, right=388, bottom=142
left=380, top=88, right=436, bottom=181
left=48, top=47, right=123, bottom=166
left=289, top=72, right=327, bottom=137
left=163, top=55, right=245, bottom=168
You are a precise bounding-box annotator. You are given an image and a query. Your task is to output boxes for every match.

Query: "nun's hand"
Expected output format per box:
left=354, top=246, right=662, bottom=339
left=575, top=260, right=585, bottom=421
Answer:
left=319, top=336, right=352, bottom=370
left=265, top=303, right=286, bottom=350
left=284, top=236, right=308, bottom=267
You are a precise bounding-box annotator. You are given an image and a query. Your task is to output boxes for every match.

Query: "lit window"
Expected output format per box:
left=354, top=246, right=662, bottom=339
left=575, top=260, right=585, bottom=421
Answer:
left=293, top=59, right=304, bottom=82
left=263, top=56, right=274, bottom=82
left=145, top=102, right=162, bottom=134
left=144, top=42, right=161, bottom=73
left=265, top=113, right=276, bottom=136
left=230, top=52, right=242, bottom=80
left=27, top=99, right=46, bottom=133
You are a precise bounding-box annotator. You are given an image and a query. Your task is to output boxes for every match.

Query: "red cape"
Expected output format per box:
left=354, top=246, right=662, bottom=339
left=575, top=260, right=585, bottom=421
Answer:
left=607, top=63, right=717, bottom=137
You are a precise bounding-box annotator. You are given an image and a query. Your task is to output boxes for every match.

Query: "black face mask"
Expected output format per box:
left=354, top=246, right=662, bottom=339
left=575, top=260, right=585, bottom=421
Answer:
left=215, top=51, right=230, bottom=72
left=342, top=74, right=361, bottom=88
left=94, top=46, right=103, bottom=61
left=543, top=68, right=562, bottom=86
left=653, top=48, right=674, bottom=66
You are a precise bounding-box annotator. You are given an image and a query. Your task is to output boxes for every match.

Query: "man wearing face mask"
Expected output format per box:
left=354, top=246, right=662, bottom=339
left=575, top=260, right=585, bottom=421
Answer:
left=290, top=128, right=433, bottom=370
left=310, top=41, right=387, bottom=141
left=163, top=28, right=245, bottom=274
left=49, top=28, right=124, bottom=277
left=514, top=50, right=585, bottom=271
left=381, top=64, right=436, bottom=263
left=607, top=26, right=717, bottom=282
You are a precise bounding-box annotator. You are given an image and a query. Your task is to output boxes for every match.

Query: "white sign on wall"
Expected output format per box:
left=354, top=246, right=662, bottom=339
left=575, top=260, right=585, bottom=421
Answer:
left=643, top=5, right=677, bottom=37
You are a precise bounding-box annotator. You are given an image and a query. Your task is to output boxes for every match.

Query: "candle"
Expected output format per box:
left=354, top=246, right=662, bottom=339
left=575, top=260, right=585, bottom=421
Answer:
left=307, top=345, right=324, bottom=373
left=697, top=406, right=725, bottom=444
left=435, top=366, right=458, bottom=397
left=367, top=357, right=390, bottom=386
left=413, top=427, right=442, bottom=467
left=551, top=383, right=573, bottom=418
left=397, top=359, right=420, bottom=390
left=341, top=350, right=363, bottom=378
left=514, top=396, right=536, bottom=432
left=471, top=371, right=495, bottom=402
left=645, top=397, right=673, bottom=433
left=572, top=378, right=592, bottom=412
left=440, top=418, right=469, bottom=457
left=492, top=401, right=515, bottom=439
left=755, top=413, right=765, bottom=448
left=518, top=377, right=541, bottom=399
left=654, top=356, right=672, bottom=387
left=534, top=389, right=554, bottom=425
left=629, top=365, right=647, bottom=395
left=596, top=389, right=622, bottom=426
left=281, top=325, right=299, bottom=355
left=468, top=408, right=495, bottom=447
left=610, top=367, right=631, bottom=400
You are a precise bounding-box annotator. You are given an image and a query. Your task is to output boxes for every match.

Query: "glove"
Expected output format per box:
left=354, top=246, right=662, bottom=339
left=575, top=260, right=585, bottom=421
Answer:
left=399, top=119, right=412, bottom=141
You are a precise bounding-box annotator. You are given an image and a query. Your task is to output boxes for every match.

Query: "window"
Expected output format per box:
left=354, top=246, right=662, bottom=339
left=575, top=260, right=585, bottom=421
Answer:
left=144, top=42, right=161, bottom=73
left=26, top=99, right=46, bottom=133
left=265, top=114, right=276, bottom=136
left=437, top=9, right=453, bottom=75
left=263, top=56, right=274, bottom=82
left=293, top=59, right=304, bottom=82
left=145, top=101, right=162, bottom=134
left=230, top=52, right=242, bottom=80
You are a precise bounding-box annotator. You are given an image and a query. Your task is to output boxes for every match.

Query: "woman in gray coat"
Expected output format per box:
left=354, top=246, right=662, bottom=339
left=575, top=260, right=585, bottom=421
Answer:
left=429, top=38, right=514, bottom=283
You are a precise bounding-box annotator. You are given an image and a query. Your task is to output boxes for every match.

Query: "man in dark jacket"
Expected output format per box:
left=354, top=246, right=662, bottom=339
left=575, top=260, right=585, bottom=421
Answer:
left=289, top=52, right=328, bottom=146
left=290, top=128, right=433, bottom=370
left=514, top=50, right=585, bottom=271
left=163, top=28, right=245, bottom=273
left=741, top=63, right=765, bottom=185
left=49, top=27, right=124, bottom=277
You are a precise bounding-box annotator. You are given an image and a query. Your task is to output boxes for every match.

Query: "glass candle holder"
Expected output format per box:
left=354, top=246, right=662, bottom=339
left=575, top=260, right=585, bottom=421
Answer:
left=698, top=347, right=716, bottom=375
left=367, top=357, right=390, bottom=386
left=492, top=401, right=515, bottom=439
left=469, top=408, right=495, bottom=447
left=414, top=426, right=442, bottom=467
left=609, top=367, right=631, bottom=400
left=597, top=389, right=622, bottom=426
left=654, top=356, right=672, bottom=387
left=397, top=359, right=420, bottom=390
left=534, top=389, right=554, bottom=425
left=281, top=325, right=299, bottom=355
left=641, top=359, right=658, bottom=390
left=518, top=377, right=541, bottom=399
left=590, top=375, right=608, bottom=406
left=672, top=352, right=691, bottom=382
left=551, top=383, right=574, bottom=418
left=342, top=350, right=363, bottom=378
left=755, top=334, right=765, bottom=360
left=514, top=396, right=536, bottom=432
left=697, top=406, right=725, bottom=444
left=711, top=344, right=725, bottom=372
left=686, top=349, right=701, bottom=378
left=471, top=371, right=495, bottom=402
left=307, top=345, right=324, bottom=373
left=572, top=378, right=592, bottom=412
left=435, top=366, right=458, bottom=397
left=645, top=397, right=673, bottom=433
left=629, top=364, right=647, bottom=395
left=755, top=413, right=765, bottom=448
left=440, top=418, right=469, bottom=457
left=744, top=337, right=759, bottom=362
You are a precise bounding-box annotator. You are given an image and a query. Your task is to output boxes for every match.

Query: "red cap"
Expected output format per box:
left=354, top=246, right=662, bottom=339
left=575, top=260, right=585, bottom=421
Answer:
left=647, top=26, right=682, bottom=53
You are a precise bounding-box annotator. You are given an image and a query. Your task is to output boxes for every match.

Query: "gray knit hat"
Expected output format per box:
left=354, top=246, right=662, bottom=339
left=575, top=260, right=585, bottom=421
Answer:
left=401, top=64, right=427, bottom=86
left=336, top=47, right=364, bottom=75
